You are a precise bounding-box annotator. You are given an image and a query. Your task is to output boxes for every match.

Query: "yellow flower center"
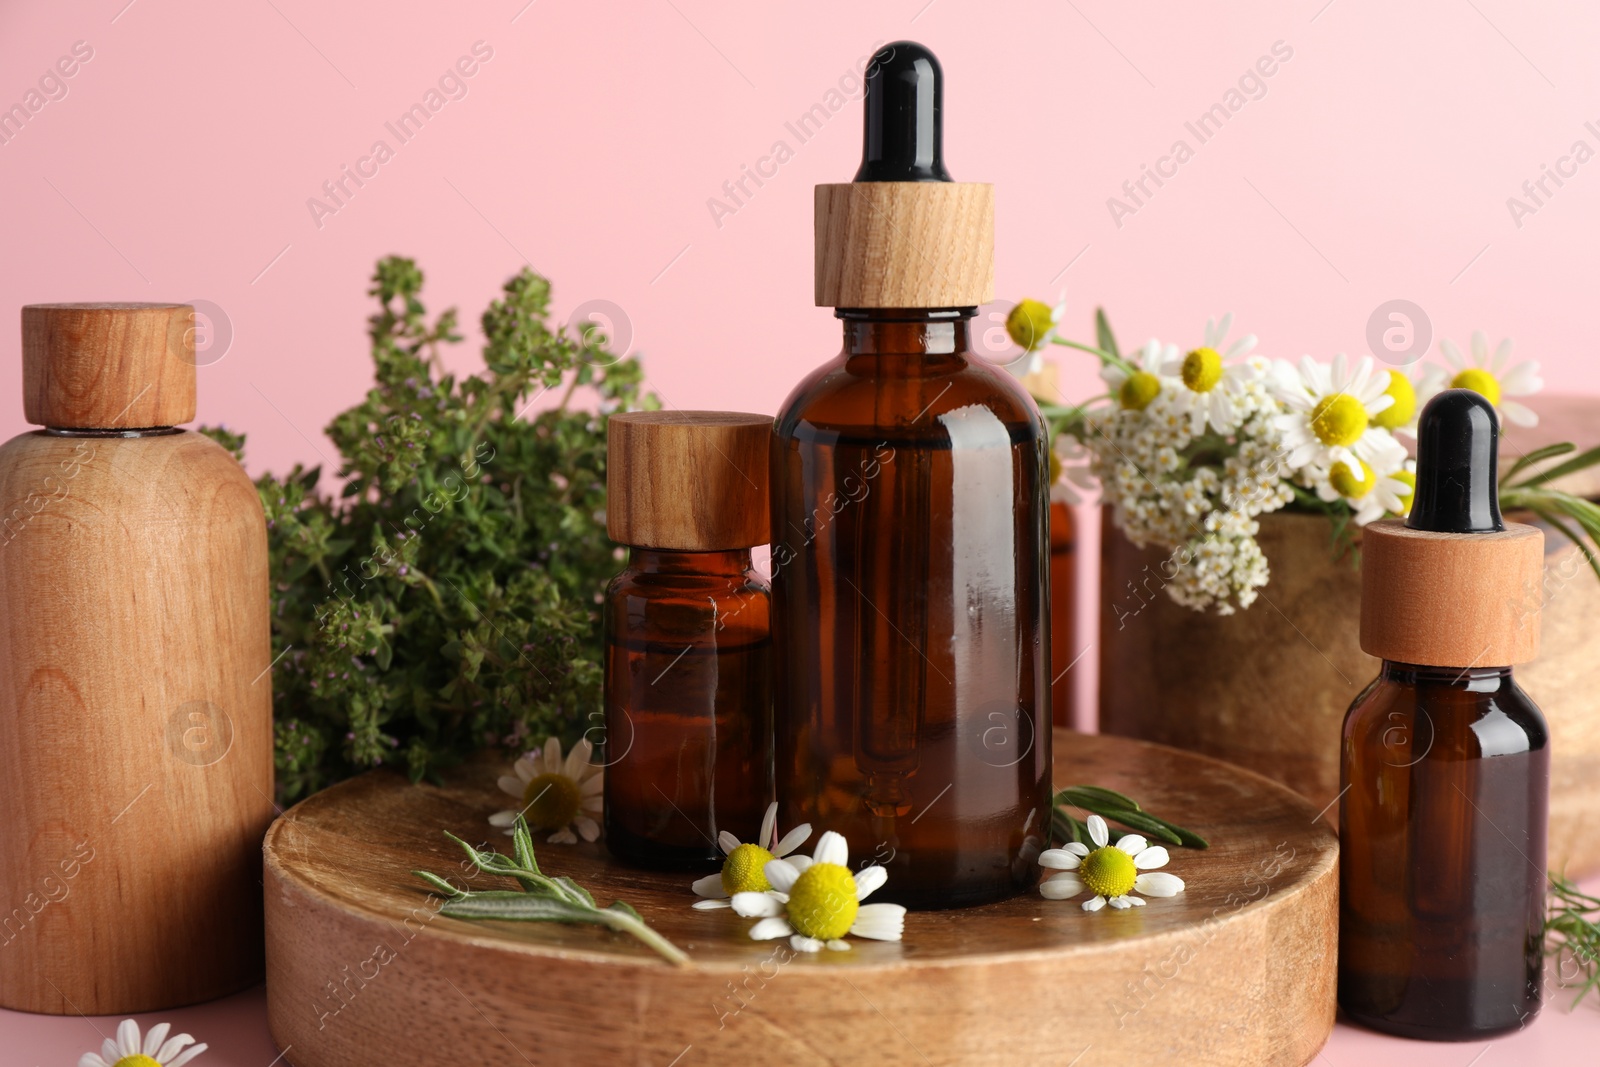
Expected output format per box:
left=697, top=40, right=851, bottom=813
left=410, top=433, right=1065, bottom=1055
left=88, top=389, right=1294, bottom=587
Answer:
left=1310, top=393, right=1368, bottom=448
left=1005, top=298, right=1055, bottom=352
left=1119, top=371, right=1161, bottom=411
left=784, top=861, right=859, bottom=941
left=1181, top=347, right=1224, bottom=393
left=1372, top=370, right=1416, bottom=430
left=1391, top=470, right=1415, bottom=516
left=1048, top=448, right=1063, bottom=486
left=1079, top=845, right=1137, bottom=899
left=114, top=1058, right=163, bottom=1067
left=721, top=842, right=775, bottom=895
left=1329, top=458, right=1375, bottom=499
left=521, top=772, right=581, bottom=831
left=1452, top=367, right=1501, bottom=406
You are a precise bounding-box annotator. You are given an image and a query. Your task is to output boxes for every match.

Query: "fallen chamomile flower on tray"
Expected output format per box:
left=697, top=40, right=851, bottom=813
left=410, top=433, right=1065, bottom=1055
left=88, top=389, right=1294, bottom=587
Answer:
left=489, top=736, right=603, bottom=843
left=1039, top=814, right=1186, bottom=911
left=730, top=830, right=906, bottom=952
left=693, top=801, right=812, bottom=909
left=79, top=1019, right=206, bottom=1067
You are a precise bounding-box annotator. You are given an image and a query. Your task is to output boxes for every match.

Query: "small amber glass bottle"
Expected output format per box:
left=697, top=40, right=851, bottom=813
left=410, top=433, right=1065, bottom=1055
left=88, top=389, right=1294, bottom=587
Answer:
left=1340, top=390, right=1548, bottom=1039
left=603, top=411, right=774, bottom=869
left=772, top=42, right=1052, bottom=910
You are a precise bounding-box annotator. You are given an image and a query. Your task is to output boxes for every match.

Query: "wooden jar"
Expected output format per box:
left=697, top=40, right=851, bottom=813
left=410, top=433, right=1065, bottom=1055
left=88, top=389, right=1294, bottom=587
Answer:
left=1098, top=397, right=1600, bottom=875
left=0, top=304, right=274, bottom=1013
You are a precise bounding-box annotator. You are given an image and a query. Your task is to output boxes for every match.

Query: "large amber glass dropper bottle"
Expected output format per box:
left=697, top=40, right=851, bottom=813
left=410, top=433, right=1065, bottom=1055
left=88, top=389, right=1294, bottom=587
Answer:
left=771, top=41, right=1052, bottom=910
left=1340, top=389, right=1548, bottom=1038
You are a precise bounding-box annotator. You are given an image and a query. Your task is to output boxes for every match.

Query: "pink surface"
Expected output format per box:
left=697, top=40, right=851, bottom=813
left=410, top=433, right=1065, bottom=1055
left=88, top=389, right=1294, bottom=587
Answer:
left=2, top=1, right=1598, bottom=1061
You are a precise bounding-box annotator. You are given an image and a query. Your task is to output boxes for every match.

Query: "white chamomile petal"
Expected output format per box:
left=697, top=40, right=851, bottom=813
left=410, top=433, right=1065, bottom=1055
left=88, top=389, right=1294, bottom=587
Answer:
left=118, top=1020, right=141, bottom=1057
left=1082, top=894, right=1107, bottom=912
left=791, top=935, right=824, bottom=952
left=1500, top=360, right=1542, bottom=395
left=692, top=873, right=726, bottom=898
left=1501, top=399, right=1538, bottom=427
left=78, top=1055, right=109, bottom=1067
left=1133, top=845, right=1171, bottom=870
left=1087, top=814, right=1109, bottom=848
left=144, top=1023, right=171, bottom=1057
left=1062, top=841, right=1090, bottom=857
left=731, top=892, right=783, bottom=918
left=851, top=903, right=907, bottom=941
left=812, top=830, right=849, bottom=867
left=764, top=858, right=802, bottom=894
left=1108, top=895, right=1134, bottom=909
left=749, top=916, right=793, bottom=941
left=573, top=815, right=600, bottom=842
left=717, top=831, right=741, bottom=855
left=543, top=735, right=562, bottom=770
left=854, top=865, right=888, bottom=901
left=1040, top=873, right=1085, bottom=899
left=563, top=737, right=592, bottom=778
left=497, top=774, right=525, bottom=798
left=773, top=823, right=811, bottom=858
left=758, top=802, right=778, bottom=850
left=692, top=898, right=731, bottom=910
left=1126, top=895, right=1147, bottom=906
left=827, top=939, right=853, bottom=951
left=168, top=1044, right=209, bottom=1067
left=1114, top=834, right=1148, bottom=856
left=488, top=810, right=518, bottom=827
left=1134, top=871, right=1186, bottom=897
left=1038, top=848, right=1082, bottom=870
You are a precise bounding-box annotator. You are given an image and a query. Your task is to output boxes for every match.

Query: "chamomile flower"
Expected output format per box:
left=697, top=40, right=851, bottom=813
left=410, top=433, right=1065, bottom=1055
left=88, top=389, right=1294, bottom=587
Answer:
left=691, top=802, right=812, bottom=909
left=1004, top=293, right=1066, bottom=364
left=1050, top=434, right=1098, bottom=505
left=1038, top=814, right=1185, bottom=911
left=1315, top=456, right=1416, bottom=525
left=1271, top=353, right=1407, bottom=482
left=1425, top=331, right=1543, bottom=427
left=1103, top=339, right=1174, bottom=412
left=1370, top=368, right=1422, bottom=436
left=79, top=1020, right=207, bottom=1067
left=1160, top=313, right=1259, bottom=435
left=730, top=831, right=906, bottom=952
left=489, top=737, right=603, bottom=844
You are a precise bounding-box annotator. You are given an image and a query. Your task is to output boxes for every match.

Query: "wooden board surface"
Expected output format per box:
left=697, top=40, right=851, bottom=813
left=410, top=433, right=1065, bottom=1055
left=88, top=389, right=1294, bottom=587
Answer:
left=265, top=731, right=1337, bottom=1067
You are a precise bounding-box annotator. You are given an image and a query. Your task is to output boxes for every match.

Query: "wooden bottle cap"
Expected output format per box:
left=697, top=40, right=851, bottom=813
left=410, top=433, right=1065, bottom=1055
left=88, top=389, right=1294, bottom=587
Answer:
left=606, top=411, right=771, bottom=550
left=1360, top=519, right=1544, bottom=667
left=22, top=303, right=197, bottom=429
left=814, top=182, right=994, bottom=308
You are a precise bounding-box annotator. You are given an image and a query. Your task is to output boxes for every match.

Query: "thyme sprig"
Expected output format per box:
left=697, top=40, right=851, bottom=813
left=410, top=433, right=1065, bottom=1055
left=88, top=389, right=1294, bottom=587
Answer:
left=414, top=815, right=689, bottom=966
left=1547, top=872, right=1600, bottom=1008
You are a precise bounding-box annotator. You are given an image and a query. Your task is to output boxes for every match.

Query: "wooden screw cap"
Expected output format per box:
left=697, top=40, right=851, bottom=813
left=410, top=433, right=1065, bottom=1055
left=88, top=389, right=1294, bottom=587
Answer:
left=22, top=303, right=197, bottom=428
left=1360, top=520, right=1544, bottom=667
left=814, top=182, right=994, bottom=308
left=607, top=411, right=771, bottom=550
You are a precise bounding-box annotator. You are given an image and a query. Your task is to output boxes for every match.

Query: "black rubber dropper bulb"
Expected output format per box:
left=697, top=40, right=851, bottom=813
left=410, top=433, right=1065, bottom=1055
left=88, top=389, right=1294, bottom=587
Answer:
left=854, top=41, right=951, bottom=182
left=1407, top=388, right=1504, bottom=534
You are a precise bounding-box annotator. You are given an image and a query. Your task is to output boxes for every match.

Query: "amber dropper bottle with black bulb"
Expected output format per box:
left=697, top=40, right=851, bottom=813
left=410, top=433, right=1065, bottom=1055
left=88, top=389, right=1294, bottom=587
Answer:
left=771, top=41, right=1052, bottom=910
left=1340, top=389, right=1549, bottom=1039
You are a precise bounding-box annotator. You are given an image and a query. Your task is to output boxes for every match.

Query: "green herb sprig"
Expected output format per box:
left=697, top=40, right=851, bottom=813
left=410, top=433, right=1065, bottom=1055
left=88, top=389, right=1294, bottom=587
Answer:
left=1500, top=443, right=1600, bottom=581
left=1053, top=785, right=1209, bottom=850
left=204, top=257, right=655, bottom=802
left=1546, top=871, right=1600, bottom=1008
left=415, top=816, right=688, bottom=966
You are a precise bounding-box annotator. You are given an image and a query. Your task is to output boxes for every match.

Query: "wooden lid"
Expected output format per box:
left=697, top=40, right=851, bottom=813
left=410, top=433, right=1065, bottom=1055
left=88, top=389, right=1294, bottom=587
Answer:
left=22, top=303, right=197, bottom=428
left=606, top=411, right=771, bottom=550
left=814, top=182, right=994, bottom=307
left=1360, top=518, right=1544, bottom=666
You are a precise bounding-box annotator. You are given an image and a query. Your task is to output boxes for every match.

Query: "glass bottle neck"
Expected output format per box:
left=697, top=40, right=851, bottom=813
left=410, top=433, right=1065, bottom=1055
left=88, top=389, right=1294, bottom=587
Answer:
left=627, top=546, right=753, bottom=577
left=837, top=307, right=975, bottom=357
left=1379, top=660, right=1513, bottom=689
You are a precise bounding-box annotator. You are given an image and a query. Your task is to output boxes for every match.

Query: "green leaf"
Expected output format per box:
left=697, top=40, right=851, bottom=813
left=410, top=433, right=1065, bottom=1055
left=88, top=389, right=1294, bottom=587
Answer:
left=1095, top=307, right=1121, bottom=361
left=1501, top=442, right=1575, bottom=485
left=440, top=892, right=599, bottom=924
left=1511, top=444, right=1600, bottom=489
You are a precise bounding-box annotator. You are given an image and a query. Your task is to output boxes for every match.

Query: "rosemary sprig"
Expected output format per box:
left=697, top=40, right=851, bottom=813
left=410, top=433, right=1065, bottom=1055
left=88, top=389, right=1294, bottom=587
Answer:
left=1547, top=872, right=1600, bottom=1008
left=413, top=815, right=689, bottom=966
left=1499, top=443, right=1600, bottom=582
left=1053, top=784, right=1209, bottom=850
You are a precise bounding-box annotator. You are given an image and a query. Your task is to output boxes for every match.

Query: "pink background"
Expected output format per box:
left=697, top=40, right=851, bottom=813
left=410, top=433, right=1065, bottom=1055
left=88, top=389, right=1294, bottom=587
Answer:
left=3, top=0, right=1599, bottom=1061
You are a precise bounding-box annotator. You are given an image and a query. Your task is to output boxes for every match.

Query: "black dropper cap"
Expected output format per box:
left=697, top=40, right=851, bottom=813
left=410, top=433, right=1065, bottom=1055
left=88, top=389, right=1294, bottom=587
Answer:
left=854, top=41, right=951, bottom=182
left=1407, top=388, right=1504, bottom=534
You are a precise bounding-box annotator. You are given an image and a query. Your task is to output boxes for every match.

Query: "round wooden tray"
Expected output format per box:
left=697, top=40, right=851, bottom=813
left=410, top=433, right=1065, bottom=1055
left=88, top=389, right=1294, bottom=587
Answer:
left=264, top=732, right=1338, bottom=1067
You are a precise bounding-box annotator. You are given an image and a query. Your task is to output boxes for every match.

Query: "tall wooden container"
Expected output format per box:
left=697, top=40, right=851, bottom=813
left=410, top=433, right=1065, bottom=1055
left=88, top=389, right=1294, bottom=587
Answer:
left=1099, top=397, right=1600, bottom=876
left=0, top=303, right=274, bottom=1013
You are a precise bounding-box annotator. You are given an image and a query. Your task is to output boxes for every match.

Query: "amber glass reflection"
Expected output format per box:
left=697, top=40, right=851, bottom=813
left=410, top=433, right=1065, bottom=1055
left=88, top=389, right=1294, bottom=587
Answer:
left=771, top=308, right=1052, bottom=910
left=1048, top=500, right=1076, bottom=728
left=603, top=548, right=772, bottom=869
left=1339, top=661, right=1547, bottom=1039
